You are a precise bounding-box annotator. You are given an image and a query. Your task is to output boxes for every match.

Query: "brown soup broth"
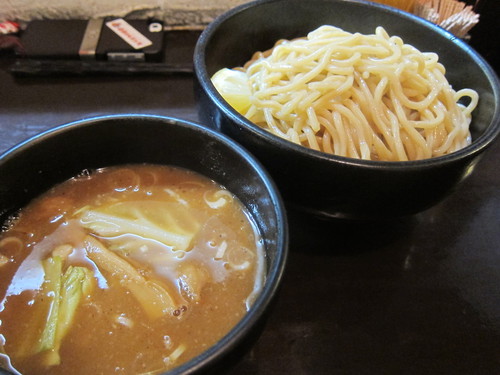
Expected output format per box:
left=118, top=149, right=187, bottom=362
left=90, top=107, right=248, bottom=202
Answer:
left=0, top=164, right=265, bottom=374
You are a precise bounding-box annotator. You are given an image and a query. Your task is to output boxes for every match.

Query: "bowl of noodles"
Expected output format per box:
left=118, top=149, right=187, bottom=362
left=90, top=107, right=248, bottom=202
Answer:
left=193, top=0, right=500, bottom=219
left=0, top=114, right=288, bottom=375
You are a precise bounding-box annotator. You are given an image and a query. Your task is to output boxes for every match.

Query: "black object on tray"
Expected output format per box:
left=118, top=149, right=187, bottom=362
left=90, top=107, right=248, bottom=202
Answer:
left=19, top=18, right=165, bottom=62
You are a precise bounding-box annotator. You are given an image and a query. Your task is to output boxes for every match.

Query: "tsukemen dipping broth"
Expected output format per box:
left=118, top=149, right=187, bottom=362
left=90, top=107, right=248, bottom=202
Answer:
left=0, top=164, right=265, bottom=374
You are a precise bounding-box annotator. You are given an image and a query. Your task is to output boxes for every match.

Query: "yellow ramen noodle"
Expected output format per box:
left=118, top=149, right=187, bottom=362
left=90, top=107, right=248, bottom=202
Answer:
left=212, top=25, right=479, bottom=161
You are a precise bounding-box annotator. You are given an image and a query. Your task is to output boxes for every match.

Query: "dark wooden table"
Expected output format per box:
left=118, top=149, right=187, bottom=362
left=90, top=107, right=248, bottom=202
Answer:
left=1, top=29, right=499, bottom=374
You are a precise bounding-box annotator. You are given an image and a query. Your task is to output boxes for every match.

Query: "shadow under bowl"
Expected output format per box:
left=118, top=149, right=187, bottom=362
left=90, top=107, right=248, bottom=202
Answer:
left=193, top=0, right=500, bottom=220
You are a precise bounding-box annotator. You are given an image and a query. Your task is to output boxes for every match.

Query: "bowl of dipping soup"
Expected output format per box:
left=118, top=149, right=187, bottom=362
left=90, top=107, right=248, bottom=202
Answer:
left=0, top=114, right=288, bottom=374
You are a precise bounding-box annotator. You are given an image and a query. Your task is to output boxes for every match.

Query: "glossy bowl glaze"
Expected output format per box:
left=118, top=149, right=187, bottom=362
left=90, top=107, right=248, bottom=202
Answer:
left=0, top=114, right=288, bottom=375
left=193, top=0, right=500, bottom=219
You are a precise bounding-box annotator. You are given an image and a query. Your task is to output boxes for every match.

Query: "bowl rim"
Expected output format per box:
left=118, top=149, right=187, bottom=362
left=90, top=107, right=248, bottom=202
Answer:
left=194, top=0, right=500, bottom=170
left=0, top=113, right=290, bottom=375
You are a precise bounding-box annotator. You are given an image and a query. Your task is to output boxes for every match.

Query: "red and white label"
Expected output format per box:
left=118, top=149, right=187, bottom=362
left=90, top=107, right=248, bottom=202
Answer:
left=106, top=18, right=152, bottom=49
left=0, top=21, right=19, bottom=35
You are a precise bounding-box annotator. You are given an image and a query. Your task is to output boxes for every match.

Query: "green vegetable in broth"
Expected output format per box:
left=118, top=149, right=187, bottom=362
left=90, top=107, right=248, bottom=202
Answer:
left=38, top=256, right=63, bottom=354
left=17, top=254, right=95, bottom=367
left=45, top=265, right=94, bottom=366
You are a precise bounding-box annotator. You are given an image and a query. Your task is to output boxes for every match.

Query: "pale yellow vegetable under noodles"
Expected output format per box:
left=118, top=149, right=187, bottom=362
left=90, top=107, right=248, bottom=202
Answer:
left=211, top=25, right=479, bottom=161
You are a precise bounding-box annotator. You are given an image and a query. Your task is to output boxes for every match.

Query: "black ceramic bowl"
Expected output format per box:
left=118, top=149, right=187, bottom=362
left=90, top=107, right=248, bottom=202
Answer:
left=0, top=114, right=288, bottom=374
left=194, top=0, right=500, bottom=219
